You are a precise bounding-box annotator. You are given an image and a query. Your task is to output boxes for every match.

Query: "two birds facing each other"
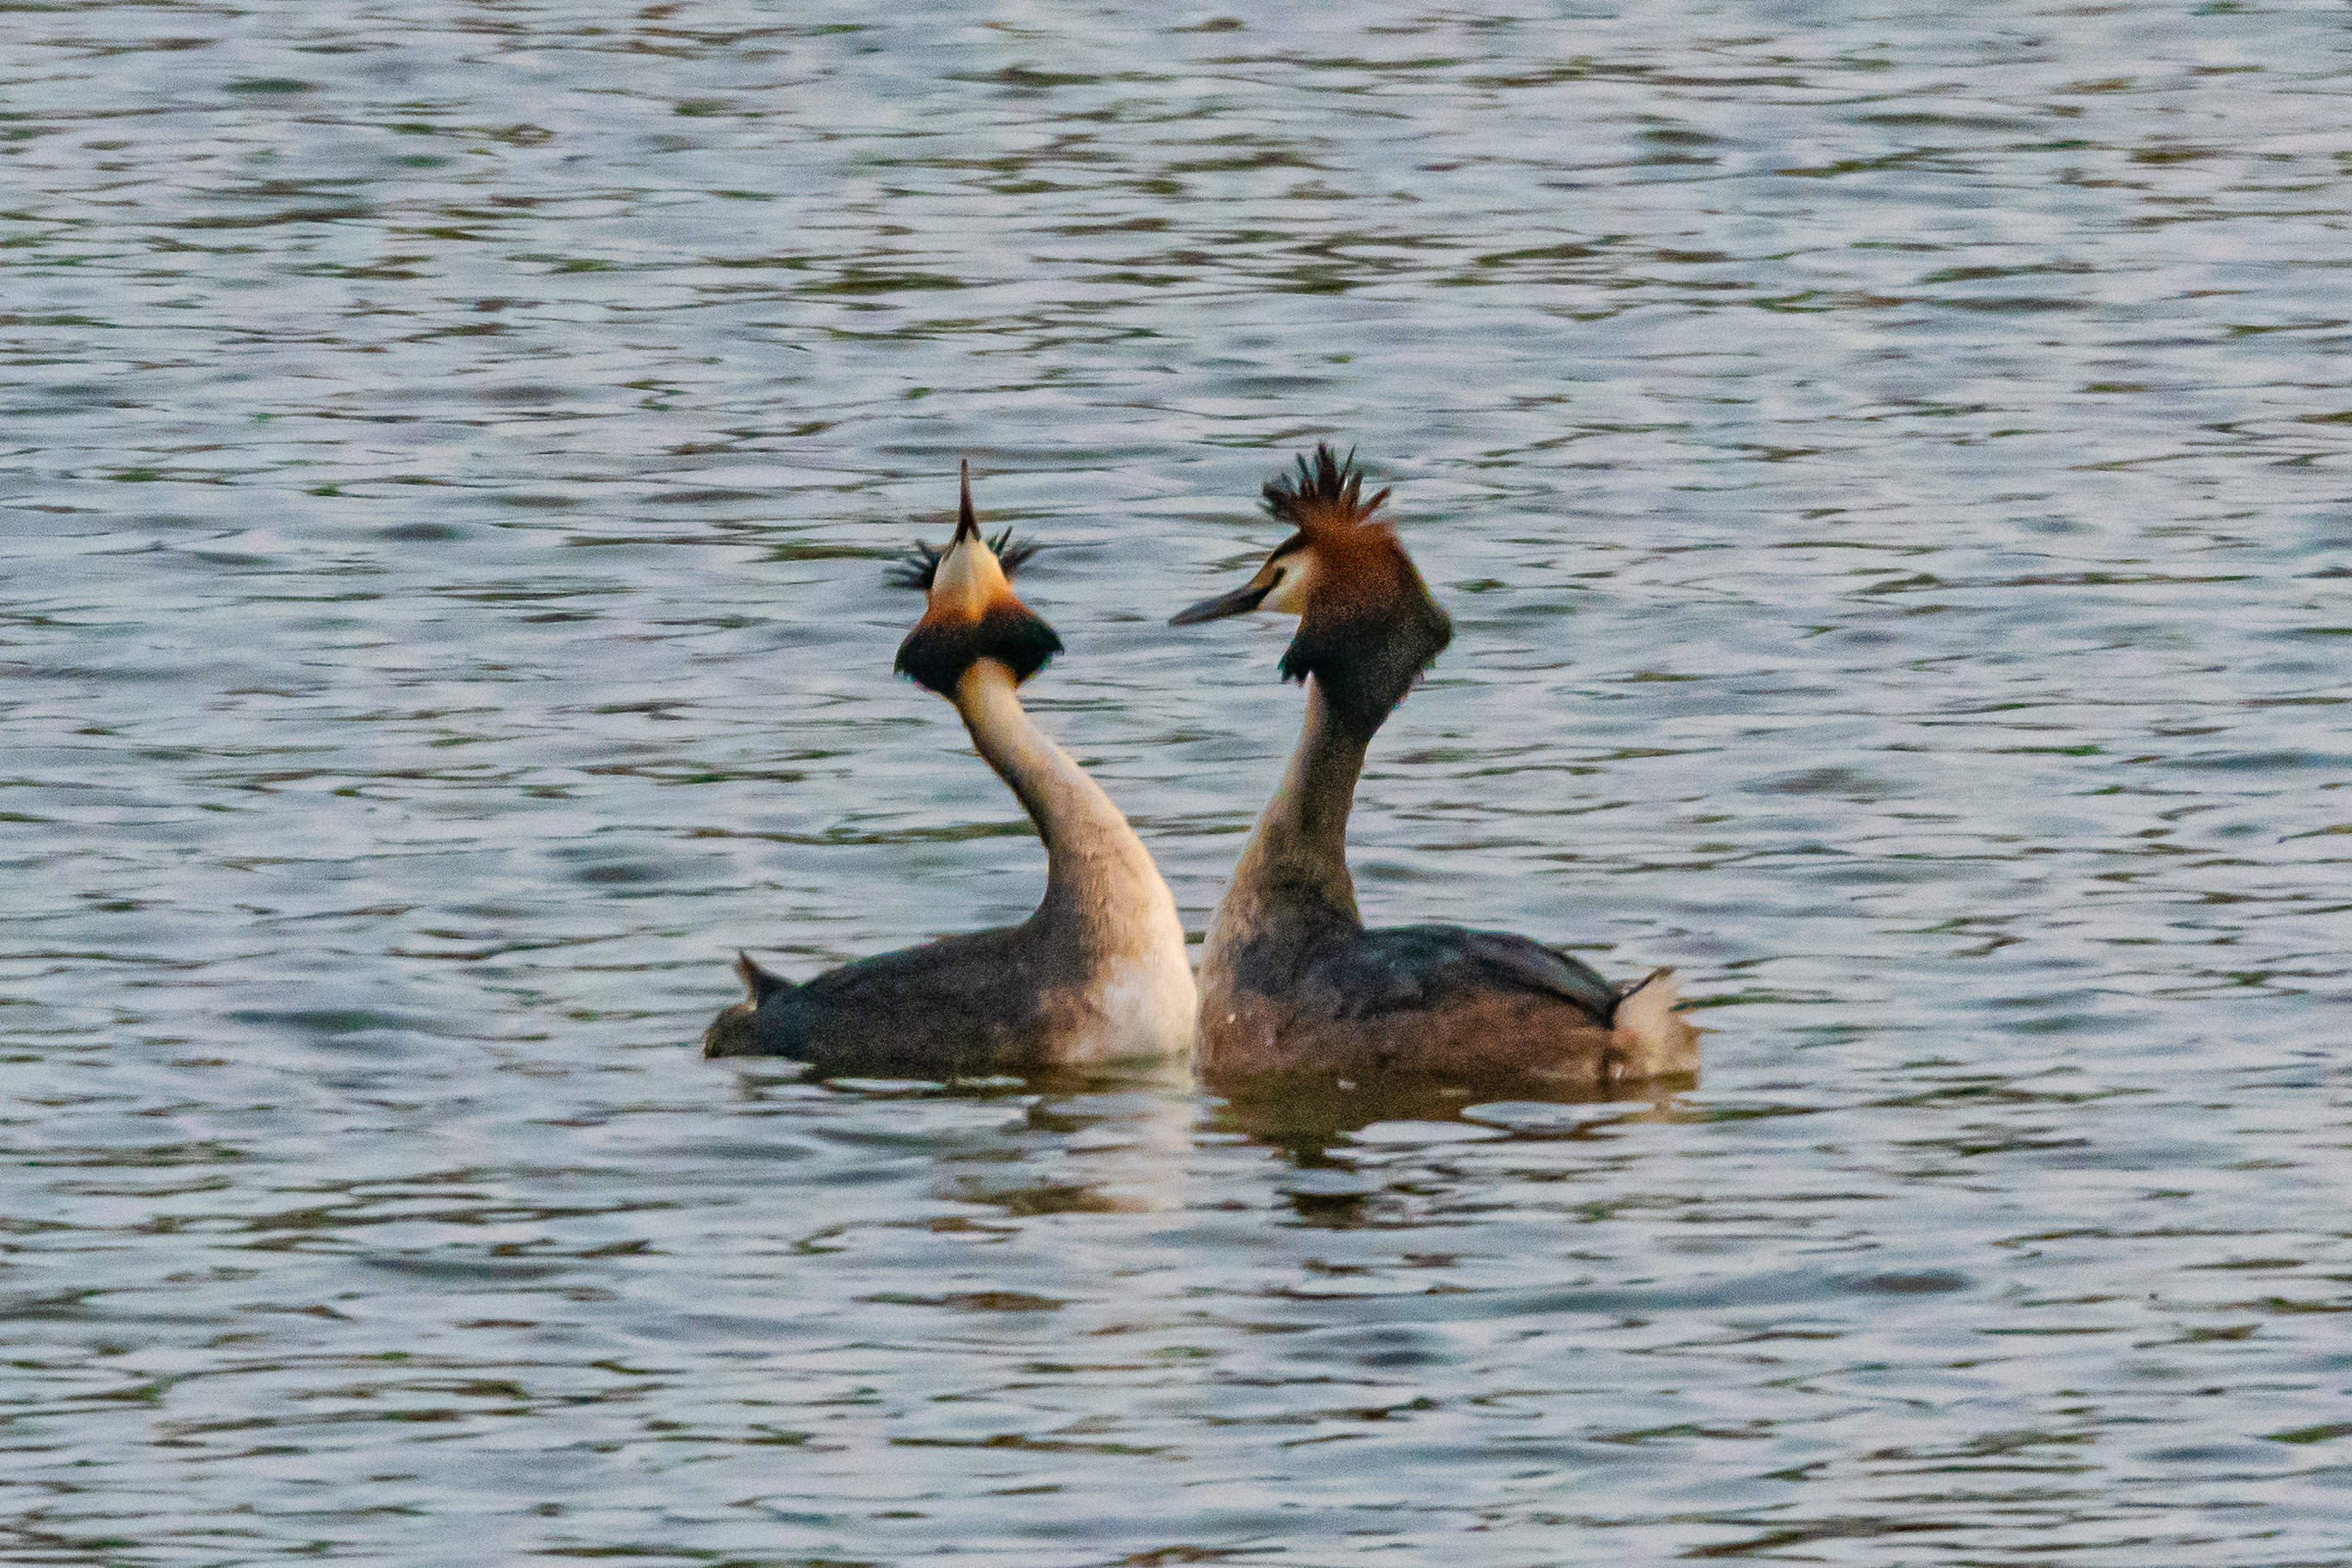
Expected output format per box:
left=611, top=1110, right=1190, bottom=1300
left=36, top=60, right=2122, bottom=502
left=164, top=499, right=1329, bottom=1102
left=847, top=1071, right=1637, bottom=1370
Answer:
left=703, top=445, right=1697, bottom=1092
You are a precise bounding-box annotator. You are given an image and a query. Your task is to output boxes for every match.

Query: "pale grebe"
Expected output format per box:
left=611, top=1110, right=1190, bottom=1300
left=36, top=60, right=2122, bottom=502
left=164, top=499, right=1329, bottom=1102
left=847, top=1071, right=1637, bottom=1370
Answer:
left=704, top=463, right=1195, bottom=1076
left=1170, top=445, right=1695, bottom=1087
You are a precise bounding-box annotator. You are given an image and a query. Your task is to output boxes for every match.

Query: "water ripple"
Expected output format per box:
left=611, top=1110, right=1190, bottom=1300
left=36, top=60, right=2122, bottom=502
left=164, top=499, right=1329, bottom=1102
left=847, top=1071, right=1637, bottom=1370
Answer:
left=3, top=1, right=2349, bottom=1563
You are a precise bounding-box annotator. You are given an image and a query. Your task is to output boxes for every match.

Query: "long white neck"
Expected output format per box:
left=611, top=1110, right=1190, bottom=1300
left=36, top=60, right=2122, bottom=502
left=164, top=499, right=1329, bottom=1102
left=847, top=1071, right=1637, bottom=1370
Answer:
left=1204, top=679, right=1369, bottom=968
left=951, top=660, right=1180, bottom=954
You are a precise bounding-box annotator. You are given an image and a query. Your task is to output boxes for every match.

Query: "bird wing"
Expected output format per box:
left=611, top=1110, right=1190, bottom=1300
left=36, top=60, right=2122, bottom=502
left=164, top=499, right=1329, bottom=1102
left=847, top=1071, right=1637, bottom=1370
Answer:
left=800, top=925, right=1035, bottom=1016
left=1305, top=924, right=1621, bottom=1024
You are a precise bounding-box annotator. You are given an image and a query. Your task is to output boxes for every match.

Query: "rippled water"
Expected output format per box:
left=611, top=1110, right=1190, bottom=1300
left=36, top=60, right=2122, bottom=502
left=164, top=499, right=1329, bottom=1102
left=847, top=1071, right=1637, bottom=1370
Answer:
left=6, top=1, right=2350, bottom=1561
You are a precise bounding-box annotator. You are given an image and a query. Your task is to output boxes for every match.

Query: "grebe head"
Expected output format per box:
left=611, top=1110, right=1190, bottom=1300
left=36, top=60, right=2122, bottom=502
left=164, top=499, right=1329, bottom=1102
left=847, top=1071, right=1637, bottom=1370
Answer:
left=1171, top=444, right=1453, bottom=739
left=893, top=460, right=1062, bottom=696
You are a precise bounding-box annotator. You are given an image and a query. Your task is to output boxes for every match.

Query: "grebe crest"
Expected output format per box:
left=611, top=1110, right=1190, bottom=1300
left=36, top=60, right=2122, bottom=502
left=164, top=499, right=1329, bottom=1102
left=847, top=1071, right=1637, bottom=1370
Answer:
left=1173, top=445, right=1453, bottom=740
left=894, top=459, right=1061, bottom=695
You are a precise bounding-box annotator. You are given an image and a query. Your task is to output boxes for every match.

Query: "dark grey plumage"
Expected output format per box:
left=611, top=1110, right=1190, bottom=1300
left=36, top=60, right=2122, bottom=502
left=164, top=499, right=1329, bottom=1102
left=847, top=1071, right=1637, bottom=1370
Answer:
left=1296, top=926, right=1623, bottom=1023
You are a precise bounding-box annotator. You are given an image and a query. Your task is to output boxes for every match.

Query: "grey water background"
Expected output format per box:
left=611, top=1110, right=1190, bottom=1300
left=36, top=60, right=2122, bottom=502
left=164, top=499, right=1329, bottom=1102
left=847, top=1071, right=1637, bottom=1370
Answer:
left=4, top=0, right=2350, bottom=1561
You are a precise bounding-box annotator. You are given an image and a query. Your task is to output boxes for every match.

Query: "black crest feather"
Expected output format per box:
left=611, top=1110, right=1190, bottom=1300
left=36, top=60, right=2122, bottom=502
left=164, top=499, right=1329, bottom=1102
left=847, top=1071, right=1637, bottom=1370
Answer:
left=888, top=528, right=1043, bottom=590
left=1262, top=443, right=1391, bottom=529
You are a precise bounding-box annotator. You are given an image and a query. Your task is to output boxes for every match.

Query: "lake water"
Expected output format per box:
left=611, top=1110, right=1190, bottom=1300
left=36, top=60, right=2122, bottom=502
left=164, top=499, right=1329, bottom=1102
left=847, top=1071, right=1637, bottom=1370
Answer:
left=5, top=1, right=2349, bottom=1562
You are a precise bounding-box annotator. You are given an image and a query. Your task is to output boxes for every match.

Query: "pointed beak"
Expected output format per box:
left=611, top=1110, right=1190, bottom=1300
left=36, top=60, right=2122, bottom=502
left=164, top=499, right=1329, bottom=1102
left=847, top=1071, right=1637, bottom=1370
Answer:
left=1170, top=580, right=1272, bottom=626
left=953, top=457, right=980, bottom=545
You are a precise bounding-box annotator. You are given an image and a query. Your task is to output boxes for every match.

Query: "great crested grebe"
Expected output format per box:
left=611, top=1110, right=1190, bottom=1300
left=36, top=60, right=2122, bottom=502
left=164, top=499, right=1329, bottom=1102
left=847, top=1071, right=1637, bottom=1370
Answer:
left=1170, top=445, right=1696, bottom=1087
left=704, top=463, right=1195, bottom=1076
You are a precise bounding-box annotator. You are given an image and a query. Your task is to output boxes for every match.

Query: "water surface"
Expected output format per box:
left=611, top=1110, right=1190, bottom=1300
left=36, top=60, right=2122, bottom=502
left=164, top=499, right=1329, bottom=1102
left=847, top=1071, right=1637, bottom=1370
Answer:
left=4, top=2, right=2349, bottom=1562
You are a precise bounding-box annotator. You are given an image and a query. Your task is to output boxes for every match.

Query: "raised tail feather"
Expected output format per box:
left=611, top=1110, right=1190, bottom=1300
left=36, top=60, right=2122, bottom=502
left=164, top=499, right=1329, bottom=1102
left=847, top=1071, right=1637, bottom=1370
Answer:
left=735, top=950, right=790, bottom=1006
left=705, top=952, right=793, bottom=1057
left=1609, top=968, right=1698, bottom=1080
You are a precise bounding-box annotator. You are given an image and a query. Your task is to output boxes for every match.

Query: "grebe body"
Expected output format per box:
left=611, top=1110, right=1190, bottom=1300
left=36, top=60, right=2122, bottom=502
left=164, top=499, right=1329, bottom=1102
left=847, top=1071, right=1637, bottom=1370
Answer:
left=705, top=466, right=1194, bottom=1077
left=1173, top=446, right=1695, bottom=1089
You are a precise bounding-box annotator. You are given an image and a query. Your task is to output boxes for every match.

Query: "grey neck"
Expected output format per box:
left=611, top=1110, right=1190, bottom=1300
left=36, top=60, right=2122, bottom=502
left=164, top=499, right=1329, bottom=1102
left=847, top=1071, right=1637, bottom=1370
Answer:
left=951, top=660, right=1166, bottom=943
left=1216, top=678, right=1371, bottom=943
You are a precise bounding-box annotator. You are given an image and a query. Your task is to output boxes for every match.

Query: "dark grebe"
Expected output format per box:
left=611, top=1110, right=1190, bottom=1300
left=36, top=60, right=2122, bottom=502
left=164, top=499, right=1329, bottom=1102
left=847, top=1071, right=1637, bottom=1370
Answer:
left=1170, top=445, right=1693, bottom=1088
